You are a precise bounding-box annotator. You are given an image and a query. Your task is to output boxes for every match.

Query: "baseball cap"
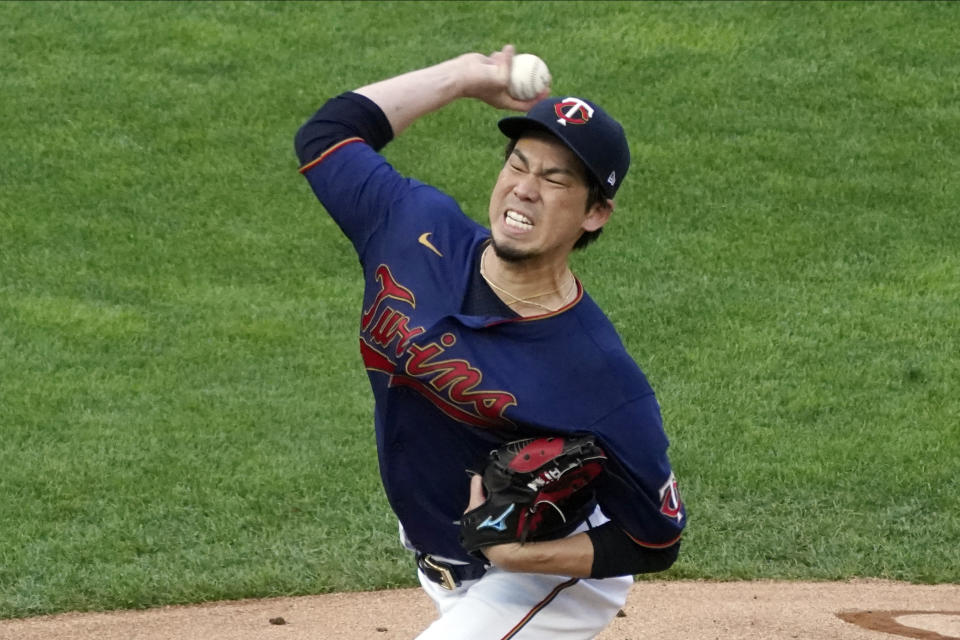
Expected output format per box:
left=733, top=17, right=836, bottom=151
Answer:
left=498, top=96, right=630, bottom=198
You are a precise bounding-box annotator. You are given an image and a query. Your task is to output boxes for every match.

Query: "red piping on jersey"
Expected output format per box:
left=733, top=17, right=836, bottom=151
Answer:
left=500, top=578, right=580, bottom=639
left=626, top=530, right=683, bottom=549
left=483, top=279, right=584, bottom=328
left=298, top=137, right=365, bottom=174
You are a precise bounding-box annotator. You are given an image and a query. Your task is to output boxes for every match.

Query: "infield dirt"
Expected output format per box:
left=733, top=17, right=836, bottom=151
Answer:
left=2, top=579, right=958, bottom=640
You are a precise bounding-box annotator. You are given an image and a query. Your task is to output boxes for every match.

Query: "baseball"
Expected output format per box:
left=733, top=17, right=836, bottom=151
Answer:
left=508, top=53, right=551, bottom=101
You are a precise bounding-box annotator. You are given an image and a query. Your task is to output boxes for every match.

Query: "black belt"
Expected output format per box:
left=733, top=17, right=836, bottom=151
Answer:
left=416, top=553, right=488, bottom=591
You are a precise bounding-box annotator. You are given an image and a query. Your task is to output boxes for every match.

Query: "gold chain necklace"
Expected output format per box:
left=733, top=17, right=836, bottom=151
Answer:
left=480, top=246, right=577, bottom=313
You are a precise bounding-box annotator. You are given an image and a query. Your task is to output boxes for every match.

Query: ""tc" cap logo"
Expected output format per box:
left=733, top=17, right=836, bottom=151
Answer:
left=554, top=97, right=594, bottom=126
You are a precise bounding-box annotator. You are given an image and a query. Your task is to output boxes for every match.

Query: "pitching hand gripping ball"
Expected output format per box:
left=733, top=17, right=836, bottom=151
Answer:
left=508, top=53, right=551, bottom=101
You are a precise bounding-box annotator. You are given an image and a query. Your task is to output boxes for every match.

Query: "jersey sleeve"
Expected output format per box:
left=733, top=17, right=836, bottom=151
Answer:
left=295, top=92, right=424, bottom=257
left=300, top=141, right=422, bottom=257
left=294, top=91, right=394, bottom=163
left=592, top=392, right=686, bottom=548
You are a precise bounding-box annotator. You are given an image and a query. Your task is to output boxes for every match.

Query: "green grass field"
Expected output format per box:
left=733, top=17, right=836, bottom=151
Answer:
left=2, top=0, right=958, bottom=619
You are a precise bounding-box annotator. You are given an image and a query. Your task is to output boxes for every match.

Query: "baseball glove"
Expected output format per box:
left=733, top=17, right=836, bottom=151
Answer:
left=459, top=435, right=607, bottom=555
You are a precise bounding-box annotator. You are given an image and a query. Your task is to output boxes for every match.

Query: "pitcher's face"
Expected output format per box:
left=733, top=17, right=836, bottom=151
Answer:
left=488, top=134, right=610, bottom=265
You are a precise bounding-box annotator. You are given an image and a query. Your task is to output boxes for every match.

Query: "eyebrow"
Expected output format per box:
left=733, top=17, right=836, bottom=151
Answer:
left=511, top=148, right=580, bottom=180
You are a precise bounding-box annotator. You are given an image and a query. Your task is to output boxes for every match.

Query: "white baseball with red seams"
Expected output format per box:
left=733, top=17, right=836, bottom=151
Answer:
left=508, top=53, right=551, bottom=100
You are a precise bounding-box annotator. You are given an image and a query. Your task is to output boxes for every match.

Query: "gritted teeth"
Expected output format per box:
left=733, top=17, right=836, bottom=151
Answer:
left=505, top=210, right=533, bottom=230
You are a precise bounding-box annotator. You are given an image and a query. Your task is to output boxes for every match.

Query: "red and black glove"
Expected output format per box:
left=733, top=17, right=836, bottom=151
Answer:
left=459, top=435, right=607, bottom=555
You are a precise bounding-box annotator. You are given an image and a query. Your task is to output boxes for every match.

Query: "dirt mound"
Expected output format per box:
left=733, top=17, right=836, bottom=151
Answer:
left=1, top=579, right=958, bottom=640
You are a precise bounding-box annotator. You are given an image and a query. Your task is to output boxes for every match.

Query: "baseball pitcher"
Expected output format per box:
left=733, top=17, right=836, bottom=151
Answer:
left=294, top=44, right=685, bottom=639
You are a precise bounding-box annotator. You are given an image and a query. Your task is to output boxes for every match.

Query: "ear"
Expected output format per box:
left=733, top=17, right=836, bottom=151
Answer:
left=582, top=198, right=614, bottom=233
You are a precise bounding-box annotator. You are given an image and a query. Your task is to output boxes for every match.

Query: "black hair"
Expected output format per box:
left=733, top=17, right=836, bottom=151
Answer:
left=503, top=137, right=607, bottom=250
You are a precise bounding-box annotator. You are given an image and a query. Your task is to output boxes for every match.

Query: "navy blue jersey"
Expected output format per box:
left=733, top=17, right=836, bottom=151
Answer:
left=300, top=139, right=685, bottom=563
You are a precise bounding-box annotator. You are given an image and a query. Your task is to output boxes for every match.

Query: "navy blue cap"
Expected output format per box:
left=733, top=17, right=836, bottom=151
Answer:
left=498, top=96, right=630, bottom=198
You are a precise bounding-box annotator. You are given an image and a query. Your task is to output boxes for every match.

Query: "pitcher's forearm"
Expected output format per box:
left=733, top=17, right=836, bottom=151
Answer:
left=353, top=46, right=546, bottom=137
left=354, top=57, right=465, bottom=136
left=482, top=533, right=595, bottom=578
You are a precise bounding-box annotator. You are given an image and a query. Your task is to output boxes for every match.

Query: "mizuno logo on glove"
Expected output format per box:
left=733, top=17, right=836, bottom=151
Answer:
left=477, top=504, right=515, bottom=532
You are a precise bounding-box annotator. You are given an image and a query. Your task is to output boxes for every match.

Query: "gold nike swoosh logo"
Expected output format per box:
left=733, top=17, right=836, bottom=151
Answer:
left=418, top=232, right=443, bottom=257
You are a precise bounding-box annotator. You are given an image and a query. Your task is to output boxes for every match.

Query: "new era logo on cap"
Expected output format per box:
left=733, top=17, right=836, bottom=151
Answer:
left=498, top=95, right=630, bottom=198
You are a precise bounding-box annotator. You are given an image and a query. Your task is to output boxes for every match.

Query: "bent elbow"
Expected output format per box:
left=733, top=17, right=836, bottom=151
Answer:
left=294, top=121, right=313, bottom=165
left=652, top=539, right=681, bottom=573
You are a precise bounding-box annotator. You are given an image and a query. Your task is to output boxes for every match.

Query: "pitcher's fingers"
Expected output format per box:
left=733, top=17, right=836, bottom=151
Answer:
left=466, top=473, right=486, bottom=511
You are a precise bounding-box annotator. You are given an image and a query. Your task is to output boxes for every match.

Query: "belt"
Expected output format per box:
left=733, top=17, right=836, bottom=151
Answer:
left=416, top=553, right=488, bottom=591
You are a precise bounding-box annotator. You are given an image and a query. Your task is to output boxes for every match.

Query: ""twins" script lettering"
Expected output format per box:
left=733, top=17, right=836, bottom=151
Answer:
left=359, top=265, right=516, bottom=427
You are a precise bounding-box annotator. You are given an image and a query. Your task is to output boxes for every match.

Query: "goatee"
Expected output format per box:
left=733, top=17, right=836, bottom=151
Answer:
left=489, top=238, right=534, bottom=263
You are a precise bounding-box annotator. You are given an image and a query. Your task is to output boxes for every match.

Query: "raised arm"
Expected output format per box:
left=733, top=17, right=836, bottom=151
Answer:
left=354, top=44, right=547, bottom=136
